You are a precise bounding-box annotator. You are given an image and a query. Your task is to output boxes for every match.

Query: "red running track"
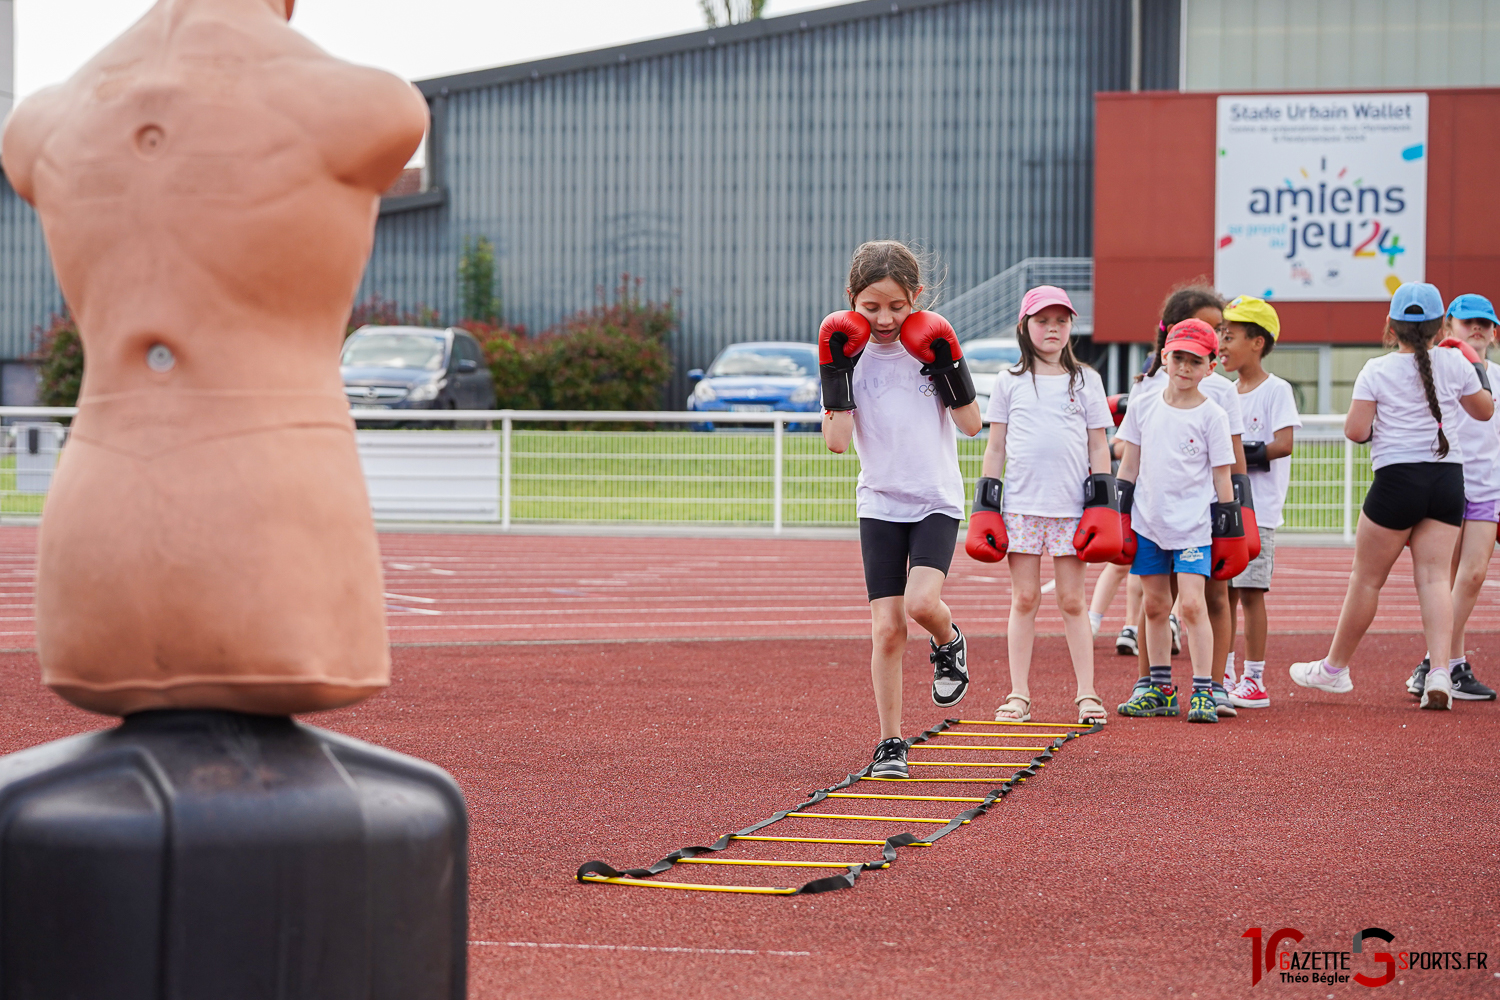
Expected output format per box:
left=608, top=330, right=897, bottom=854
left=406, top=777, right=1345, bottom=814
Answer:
left=0, top=528, right=1491, bottom=648
left=2, top=526, right=1498, bottom=997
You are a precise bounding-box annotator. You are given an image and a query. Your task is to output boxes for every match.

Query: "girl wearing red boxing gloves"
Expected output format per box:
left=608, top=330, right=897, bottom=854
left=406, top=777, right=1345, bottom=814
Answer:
left=821, top=240, right=982, bottom=778
left=967, top=286, right=1117, bottom=725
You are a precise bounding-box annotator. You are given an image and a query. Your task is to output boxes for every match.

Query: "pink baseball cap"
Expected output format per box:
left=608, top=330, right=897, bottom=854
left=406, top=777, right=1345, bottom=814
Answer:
left=1162, top=318, right=1220, bottom=357
left=1017, top=285, right=1077, bottom=323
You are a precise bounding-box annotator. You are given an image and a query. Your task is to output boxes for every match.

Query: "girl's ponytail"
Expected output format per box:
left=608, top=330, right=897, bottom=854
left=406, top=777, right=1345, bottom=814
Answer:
left=1389, top=316, right=1449, bottom=458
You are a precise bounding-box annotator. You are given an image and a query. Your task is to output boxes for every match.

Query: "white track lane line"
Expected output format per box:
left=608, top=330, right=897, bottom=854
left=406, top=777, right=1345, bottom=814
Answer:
left=470, top=941, right=811, bottom=958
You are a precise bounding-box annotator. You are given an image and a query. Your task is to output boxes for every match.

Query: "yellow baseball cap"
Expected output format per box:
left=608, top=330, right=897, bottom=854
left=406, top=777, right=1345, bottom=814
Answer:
left=1223, top=296, right=1280, bottom=340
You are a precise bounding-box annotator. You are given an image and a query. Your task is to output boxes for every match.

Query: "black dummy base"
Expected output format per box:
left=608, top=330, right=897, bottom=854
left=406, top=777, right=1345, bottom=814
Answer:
left=0, top=709, right=467, bottom=1000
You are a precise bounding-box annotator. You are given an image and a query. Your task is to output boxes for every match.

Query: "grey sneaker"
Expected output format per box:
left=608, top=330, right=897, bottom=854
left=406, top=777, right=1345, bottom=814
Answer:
left=930, top=624, right=969, bottom=708
left=1406, top=657, right=1429, bottom=697
left=871, top=737, right=909, bottom=778
left=1212, top=682, right=1237, bottom=717
left=1450, top=662, right=1496, bottom=701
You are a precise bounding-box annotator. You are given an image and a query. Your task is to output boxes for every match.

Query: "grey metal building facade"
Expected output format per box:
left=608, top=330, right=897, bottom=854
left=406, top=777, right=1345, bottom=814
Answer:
left=1, top=0, right=1181, bottom=403
left=369, top=0, right=1180, bottom=404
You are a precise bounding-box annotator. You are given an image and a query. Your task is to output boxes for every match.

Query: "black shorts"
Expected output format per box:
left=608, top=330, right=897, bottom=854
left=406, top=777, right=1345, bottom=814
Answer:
left=859, top=513, right=960, bottom=601
left=1362, top=462, right=1465, bottom=530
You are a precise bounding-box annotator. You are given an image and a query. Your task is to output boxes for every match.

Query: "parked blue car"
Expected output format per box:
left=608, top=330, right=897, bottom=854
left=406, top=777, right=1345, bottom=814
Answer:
left=687, top=342, right=822, bottom=429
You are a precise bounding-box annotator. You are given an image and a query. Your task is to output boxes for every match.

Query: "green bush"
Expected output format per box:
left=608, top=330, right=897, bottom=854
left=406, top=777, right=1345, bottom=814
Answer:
left=469, top=277, right=677, bottom=415
left=34, top=312, right=83, bottom=408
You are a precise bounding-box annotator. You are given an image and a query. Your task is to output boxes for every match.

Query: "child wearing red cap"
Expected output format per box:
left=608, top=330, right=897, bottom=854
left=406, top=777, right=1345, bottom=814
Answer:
left=966, top=285, right=1117, bottom=725
left=1114, top=319, right=1245, bottom=723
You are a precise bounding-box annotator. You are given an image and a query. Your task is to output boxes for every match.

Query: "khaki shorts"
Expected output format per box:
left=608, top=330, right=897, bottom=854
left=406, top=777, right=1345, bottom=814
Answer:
left=1231, top=526, right=1275, bottom=590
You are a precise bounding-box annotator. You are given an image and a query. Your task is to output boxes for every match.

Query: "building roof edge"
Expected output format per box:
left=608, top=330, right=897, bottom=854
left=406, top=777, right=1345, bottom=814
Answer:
left=414, top=0, right=963, bottom=96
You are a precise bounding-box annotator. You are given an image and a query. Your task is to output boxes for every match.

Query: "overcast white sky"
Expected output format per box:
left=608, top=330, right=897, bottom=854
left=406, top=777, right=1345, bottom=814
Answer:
left=15, top=0, right=843, bottom=101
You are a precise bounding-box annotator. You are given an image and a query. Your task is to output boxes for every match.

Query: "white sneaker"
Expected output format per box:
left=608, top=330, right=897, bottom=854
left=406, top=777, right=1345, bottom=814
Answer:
left=1289, top=660, right=1353, bottom=694
left=1169, top=614, right=1181, bottom=655
left=1420, top=669, right=1453, bottom=711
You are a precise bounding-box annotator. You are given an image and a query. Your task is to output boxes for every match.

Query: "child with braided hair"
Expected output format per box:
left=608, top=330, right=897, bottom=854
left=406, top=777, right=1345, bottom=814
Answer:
left=1290, top=283, right=1494, bottom=709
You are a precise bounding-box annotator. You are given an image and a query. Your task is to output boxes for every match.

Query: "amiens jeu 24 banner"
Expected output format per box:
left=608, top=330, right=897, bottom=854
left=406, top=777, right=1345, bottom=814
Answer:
left=1214, top=93, right=1427, bottom=302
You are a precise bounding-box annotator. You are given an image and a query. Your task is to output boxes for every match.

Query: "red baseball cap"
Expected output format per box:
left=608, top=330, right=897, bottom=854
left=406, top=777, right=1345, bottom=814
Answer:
left=1017, top=285, right=1077, bottom=323
left=1162, top=318, right=1219, bottom=357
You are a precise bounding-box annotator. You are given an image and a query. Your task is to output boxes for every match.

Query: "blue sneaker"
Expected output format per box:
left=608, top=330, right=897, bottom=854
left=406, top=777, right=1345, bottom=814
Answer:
left=1187, top=686, right=1219, bottom=723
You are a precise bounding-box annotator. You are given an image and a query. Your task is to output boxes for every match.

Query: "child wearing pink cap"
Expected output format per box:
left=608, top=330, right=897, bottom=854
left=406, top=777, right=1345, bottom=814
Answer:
left=966, top=285, right=1118, bottom=725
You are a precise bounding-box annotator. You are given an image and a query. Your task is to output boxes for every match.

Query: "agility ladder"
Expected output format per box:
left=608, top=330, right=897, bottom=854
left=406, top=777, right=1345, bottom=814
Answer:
left=576, top=716, right=1102, bottom=895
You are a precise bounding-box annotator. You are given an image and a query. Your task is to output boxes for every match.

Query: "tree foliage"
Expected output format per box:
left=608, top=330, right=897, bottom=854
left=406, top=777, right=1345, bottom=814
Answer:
left=698, top=0, right=765, bottom=26
left=34, top=312, right=83, bottom=408
left=458, top=236, right=500, bottom=325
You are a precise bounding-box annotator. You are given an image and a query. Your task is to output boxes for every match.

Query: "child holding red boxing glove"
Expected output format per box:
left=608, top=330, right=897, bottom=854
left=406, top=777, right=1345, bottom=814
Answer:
left=967, top=286, right=1116, bottom=725
left=1114, top=319, right=1243, bottom=724
left=822, top=240, right=982, bottom=778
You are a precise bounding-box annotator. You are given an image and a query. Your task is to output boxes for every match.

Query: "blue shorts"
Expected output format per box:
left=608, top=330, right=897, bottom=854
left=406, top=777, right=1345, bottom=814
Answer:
left=1129, top=533, right=1210, bottom=577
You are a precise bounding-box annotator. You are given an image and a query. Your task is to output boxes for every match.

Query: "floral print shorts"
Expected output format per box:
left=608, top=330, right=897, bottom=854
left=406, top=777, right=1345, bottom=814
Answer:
left=1001, top=513, right=1080, bottom=557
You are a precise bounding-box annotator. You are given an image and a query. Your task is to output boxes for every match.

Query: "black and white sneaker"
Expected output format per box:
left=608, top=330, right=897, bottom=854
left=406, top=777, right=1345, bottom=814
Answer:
left=1169, top=614, right=1181, bottom=655
left=1451, top=662, right=1497, bottom=701
left=1115, top=626, right=1139, bottom=656
left=930, top=624, right=969, bottom=708
left=871, top=737, right=909, bottom=778
left=1406, top=657, right=1430, bottom=697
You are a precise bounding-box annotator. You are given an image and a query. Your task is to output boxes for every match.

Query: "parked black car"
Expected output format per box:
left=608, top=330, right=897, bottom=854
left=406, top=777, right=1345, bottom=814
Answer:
left=342, top=326, right=496, bottom=413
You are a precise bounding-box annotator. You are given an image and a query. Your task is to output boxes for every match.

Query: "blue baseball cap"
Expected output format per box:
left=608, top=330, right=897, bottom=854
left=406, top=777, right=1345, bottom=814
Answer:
left=1388, top=282, right=1445, bottom=321
left=1447, top=293, right=1499, bottom=324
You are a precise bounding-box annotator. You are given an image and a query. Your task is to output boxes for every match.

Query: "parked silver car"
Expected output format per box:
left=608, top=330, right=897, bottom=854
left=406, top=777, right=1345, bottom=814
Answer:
left=342, top=326, right=496, bottom=413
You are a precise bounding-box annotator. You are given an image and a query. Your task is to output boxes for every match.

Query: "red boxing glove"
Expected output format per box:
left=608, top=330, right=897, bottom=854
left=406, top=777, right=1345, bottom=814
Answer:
left=1106, top=393, right=1128, bottom=428
left=1231, top=473, right=1261, bottom=562
left=1074, top=474, right=1123, bottom=563
left=818, top=311, right=873, bottom=411
left=1439, top=337, right=1493, bottom=393
left=898, top=312, right=977, bottom=408
left=1210, top=500, right=1250, bottom=581
left=965, top=477, right=1007, bottom=562
left=1110, top=480, right=1137, bottom=566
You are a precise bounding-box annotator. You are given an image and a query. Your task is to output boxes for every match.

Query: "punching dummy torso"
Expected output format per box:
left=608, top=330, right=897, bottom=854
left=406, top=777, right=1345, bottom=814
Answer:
left=0, top=0, right=429, bottom=714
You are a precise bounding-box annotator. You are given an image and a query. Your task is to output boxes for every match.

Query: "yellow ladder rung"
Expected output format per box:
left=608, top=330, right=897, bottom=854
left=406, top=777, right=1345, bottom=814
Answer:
left=939, top=730, right=1070, bottom=737
left=906, top=760, right=1043, bottom=767
left=787, top=812, right=966, bottom=825
left=828, top=792, right=986, bottom=803
left=580, top=874, right=798, bottom=894
left=955, top=719, right=1091, bottom=728
left=860, top=776, right=1026, bottom=784
left=678, top=858, right=886, bottom=869
left=731, top=835, right=931, bottom=847
left=916, top=744, right=1059, bottom=751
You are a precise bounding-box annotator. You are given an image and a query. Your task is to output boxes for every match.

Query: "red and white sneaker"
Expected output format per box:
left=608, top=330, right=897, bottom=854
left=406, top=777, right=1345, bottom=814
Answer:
left=1228, top=675, right=1270, bottom=709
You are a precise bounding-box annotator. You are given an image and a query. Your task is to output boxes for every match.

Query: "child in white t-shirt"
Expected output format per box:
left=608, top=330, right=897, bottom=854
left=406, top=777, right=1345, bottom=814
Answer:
left=1124, top=299, right=1249, bottom=717
left=821, top=240, right=983, bottom=777
left=1218, top=296, right=1301, bottom=709
left=1114, top=319, right=1243, bottom=724
left=1290, top=283, right=1493, bottom=709
left=967, top=286, right=1116, bottom=725
left=1403, top=293, right=1500, bottom=702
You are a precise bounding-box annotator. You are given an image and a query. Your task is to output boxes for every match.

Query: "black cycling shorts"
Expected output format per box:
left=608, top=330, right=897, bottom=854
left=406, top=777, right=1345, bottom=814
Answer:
left=859, top=513, right=960, bottom=601
left=1362, top=461, right=1465, bottom=530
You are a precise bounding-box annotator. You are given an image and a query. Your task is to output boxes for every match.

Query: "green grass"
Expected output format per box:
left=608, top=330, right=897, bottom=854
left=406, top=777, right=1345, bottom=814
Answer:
left=507, top=429, right=1371, bottom=531
left=0, top=454, right=48, bottom=516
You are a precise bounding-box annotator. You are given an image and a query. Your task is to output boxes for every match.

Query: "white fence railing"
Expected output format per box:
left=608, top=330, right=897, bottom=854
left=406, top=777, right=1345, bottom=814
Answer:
left=0, top=408, right=1367, bottom=537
